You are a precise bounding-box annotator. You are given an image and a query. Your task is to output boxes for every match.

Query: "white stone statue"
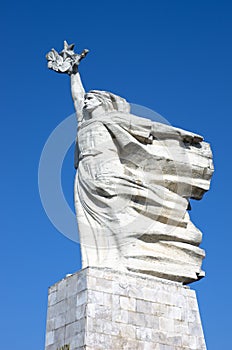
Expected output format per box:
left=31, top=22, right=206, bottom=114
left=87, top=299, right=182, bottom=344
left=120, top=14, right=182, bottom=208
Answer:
left=46, top=41, right=214, bottom=284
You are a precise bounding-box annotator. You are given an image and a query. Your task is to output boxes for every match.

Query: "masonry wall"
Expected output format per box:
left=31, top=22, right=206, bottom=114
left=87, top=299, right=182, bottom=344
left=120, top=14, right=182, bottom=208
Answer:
left=45, top=267, right=206, bottom=350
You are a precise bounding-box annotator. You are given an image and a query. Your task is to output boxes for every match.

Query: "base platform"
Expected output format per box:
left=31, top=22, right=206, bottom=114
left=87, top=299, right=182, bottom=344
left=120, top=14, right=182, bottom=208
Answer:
left=45, top=267, right=206, bottom=350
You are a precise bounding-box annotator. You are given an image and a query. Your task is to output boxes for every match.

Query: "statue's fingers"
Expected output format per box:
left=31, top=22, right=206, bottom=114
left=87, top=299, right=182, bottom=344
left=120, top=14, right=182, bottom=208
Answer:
left=79, top=49, right=89, bottom=61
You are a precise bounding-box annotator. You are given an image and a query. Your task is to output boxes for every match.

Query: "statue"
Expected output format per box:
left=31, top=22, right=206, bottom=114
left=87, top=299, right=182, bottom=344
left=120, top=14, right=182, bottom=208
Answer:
left=46, top=41, right=214, bottom=284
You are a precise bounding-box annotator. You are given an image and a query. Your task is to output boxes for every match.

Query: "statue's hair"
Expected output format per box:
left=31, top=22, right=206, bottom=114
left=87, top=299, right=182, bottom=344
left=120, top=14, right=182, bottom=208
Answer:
left=88, top=90, right=130, bottom=113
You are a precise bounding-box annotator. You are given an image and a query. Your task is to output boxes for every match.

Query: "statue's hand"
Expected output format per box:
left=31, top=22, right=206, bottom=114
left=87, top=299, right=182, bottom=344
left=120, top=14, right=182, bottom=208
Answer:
left=46, top=41, right=89, bottom=75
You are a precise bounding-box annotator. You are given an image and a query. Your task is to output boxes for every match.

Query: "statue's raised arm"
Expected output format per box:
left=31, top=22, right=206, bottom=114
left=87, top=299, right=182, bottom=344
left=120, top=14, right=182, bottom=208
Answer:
left=46, top=40, right=89, bottom=121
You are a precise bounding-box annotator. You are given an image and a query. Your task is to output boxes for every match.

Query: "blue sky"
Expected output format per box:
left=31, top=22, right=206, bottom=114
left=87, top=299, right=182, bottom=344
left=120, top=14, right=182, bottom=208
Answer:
left=1, top=1, right=231, bottom=349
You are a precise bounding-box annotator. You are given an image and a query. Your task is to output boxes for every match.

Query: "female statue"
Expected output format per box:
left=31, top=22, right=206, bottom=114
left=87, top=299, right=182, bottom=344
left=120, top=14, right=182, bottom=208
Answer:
left=46, top=41, right=213, bottom=283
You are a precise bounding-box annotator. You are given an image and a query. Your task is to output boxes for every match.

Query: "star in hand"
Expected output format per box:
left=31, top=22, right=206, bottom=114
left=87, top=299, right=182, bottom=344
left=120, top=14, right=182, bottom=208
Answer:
left=61, top=40, right=75, bottom=59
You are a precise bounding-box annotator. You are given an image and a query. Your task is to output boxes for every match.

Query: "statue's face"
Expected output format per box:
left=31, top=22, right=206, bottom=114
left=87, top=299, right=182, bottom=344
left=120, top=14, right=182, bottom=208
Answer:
left=83, top=93, right=102, bottom=112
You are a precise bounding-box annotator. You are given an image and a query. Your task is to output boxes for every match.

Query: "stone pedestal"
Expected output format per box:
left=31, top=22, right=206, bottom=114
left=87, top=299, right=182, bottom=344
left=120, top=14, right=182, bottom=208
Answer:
left=45, top=267, right=206, bottom=350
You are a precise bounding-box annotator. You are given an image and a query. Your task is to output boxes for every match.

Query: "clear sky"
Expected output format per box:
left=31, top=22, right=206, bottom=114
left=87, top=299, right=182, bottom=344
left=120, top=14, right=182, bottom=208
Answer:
left=1, top=1, right=231, bottom=349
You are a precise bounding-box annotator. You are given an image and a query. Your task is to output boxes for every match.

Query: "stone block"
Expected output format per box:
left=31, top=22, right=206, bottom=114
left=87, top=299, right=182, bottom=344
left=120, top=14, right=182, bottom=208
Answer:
left=136, top=327, right=153, bottom=342
left=65, top=320, right=85, bottom=339
left=46, top=318, right=55, bottom=332
left=93, top=304, right=112, bottom=320
left=167, top=305, right=182, bottom=320
left=76, top=304, right=86, bottom=320
left=45, top=331, right=54, bottom=346
left=69, top=332, right=85, bottom=348
left=45, top=267, right=207, bottom=350
left=112, top=308, right=129, bottom=323
left=54, top=325, right=65, bottom=345
left=54, top=313, right=66, bottom=329
left=76, top=290, right=87, bottom=306
left=159, top=317, right=175, bottom=333
left=136, top=299, right=152, bottom=314
left=120, top=296, right=136, bottom=311
left=103, top=292, right=112, bottom=306
left=119, top=323, right=136, bottom=339
left=48, top=291, right=57, bottom=306
left=144, top=313, right=159, bottom=329
left=128, top=310, right=146, bottom=327
left=57, top=279, right=67, bottom=301
left=88, top=290, right=104, bottom=305
left=112, top=280, right=130, bottom=296
left=95, top=277, right=113, bottom=293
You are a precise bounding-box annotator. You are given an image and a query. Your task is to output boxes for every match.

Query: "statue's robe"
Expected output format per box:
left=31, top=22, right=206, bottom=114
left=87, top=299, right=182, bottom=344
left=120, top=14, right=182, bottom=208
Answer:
left=74, top=112, right=213, bottom=283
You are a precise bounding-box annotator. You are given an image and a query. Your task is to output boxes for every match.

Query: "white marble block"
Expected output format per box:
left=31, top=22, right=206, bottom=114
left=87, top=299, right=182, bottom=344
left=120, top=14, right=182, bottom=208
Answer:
left=45, top=267, right=206, bottom=350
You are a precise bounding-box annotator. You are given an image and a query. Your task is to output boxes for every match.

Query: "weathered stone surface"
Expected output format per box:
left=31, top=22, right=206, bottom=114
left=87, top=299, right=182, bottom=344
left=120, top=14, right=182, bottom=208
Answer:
left=46, top=41, right=214, bottom=284
left=45, top=267, right=207, bottom=350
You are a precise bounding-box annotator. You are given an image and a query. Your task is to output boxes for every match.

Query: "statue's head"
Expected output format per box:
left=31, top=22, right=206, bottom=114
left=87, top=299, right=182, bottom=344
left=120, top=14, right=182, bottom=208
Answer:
left=83, top=90, right=130, bottom=119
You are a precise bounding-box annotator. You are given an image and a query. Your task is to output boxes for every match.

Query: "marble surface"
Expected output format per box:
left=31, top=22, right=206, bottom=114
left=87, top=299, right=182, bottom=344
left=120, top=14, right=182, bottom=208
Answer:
left=45, top=267, right=207, bottom=350
left=47, top=42, right=214, bottom=284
